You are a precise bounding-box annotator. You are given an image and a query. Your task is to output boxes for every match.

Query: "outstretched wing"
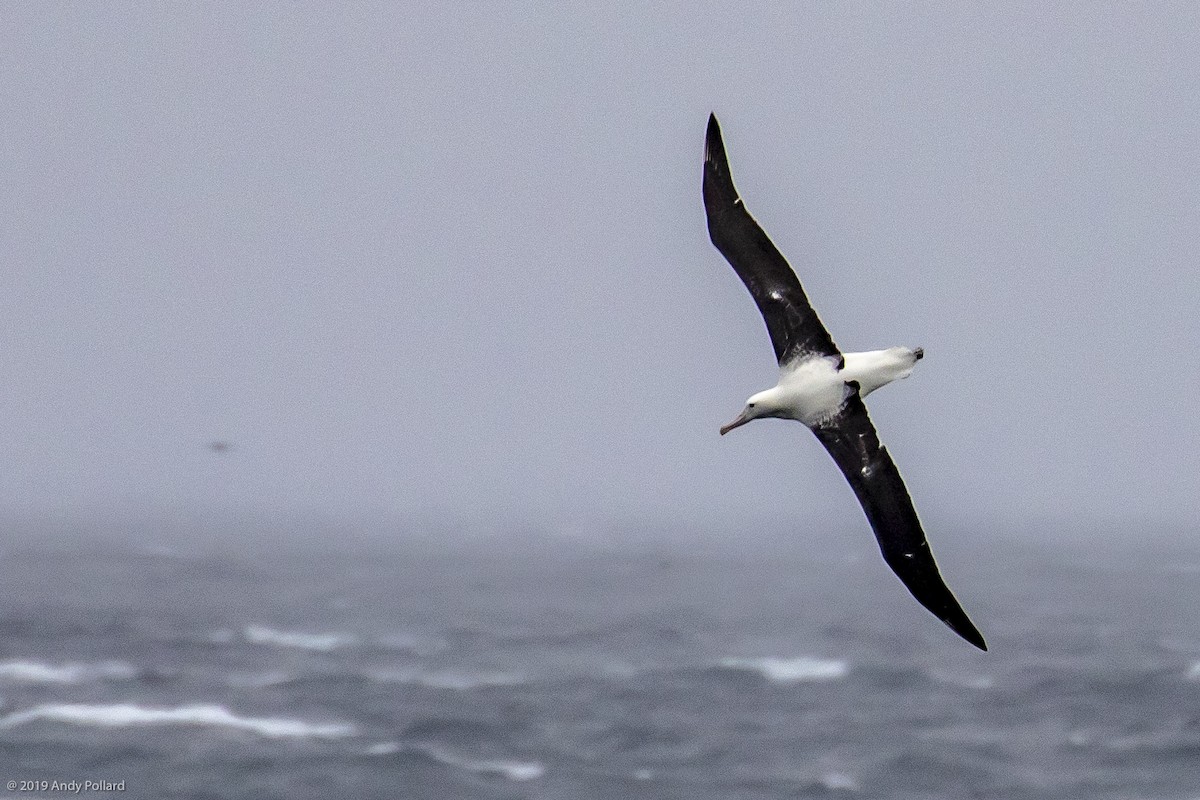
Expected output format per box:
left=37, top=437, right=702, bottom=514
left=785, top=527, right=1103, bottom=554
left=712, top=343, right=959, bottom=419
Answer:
left=703, top=113, right=840, bottom=365
left=812, top=389, right=987, bottom=651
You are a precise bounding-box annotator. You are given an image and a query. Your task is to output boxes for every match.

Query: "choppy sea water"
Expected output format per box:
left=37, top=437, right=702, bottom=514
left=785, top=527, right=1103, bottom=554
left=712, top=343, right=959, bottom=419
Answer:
left=2, top=527, right=1200, bottom=799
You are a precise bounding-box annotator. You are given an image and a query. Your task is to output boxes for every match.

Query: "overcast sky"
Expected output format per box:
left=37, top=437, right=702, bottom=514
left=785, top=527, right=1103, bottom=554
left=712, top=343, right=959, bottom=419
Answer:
left=3, top=3, right=1198, bottom=540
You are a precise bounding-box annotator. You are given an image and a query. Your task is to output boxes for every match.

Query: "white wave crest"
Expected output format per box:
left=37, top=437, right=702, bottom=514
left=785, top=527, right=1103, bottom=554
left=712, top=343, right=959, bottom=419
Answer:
left=719, top=656, right=849, bottom=683
left=417, top=744, right=544, bottom=781
left=364, top=741, right=544, bottom=781
left=0, top=660, right=136, bottom=684
left=0, top=703, right=356, bottom=739
left=1186, top=661, right=1200, bottom=680
left=243, top=625, right=358, bottom=651
left=820, top=771, right=860, bottom=791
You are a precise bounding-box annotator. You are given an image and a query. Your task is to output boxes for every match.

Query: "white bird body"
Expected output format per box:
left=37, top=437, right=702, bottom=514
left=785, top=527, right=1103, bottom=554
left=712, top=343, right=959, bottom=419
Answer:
left=729, top=347, right=923, bottom=431
left=839, top=347, right=922, bottom=399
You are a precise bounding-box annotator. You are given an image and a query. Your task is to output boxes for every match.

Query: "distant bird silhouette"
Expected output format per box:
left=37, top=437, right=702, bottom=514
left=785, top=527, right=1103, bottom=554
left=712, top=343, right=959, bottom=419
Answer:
left=207, top=441, right=233, bottom=454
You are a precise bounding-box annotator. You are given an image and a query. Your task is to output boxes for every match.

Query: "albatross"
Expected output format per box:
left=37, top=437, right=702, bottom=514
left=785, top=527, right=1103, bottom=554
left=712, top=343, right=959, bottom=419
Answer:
left=703, top=113, right=986, bottom=651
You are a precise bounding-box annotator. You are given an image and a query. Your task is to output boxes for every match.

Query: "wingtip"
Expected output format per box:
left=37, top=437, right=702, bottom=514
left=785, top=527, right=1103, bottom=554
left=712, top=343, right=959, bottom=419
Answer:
left=947, top=616, right=988, bottom=651
left=705, top=113, right=724, bottom=166
left=963, top=628, right=988, bottom=652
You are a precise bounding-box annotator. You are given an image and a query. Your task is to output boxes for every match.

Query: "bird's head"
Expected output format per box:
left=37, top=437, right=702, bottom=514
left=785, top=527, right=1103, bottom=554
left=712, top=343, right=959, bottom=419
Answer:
left=719, top=388, right=781, bottom=435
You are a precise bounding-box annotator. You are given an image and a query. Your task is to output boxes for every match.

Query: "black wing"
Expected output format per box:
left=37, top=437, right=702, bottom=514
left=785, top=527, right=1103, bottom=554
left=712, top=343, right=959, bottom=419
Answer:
left=812, top=389, right=987, bottom=651
left=703, top=113, right=840, bottom=365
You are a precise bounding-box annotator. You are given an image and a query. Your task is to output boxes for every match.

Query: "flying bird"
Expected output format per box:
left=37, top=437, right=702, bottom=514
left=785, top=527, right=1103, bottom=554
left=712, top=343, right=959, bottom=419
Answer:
left=703, top=113, right=986, bottom=651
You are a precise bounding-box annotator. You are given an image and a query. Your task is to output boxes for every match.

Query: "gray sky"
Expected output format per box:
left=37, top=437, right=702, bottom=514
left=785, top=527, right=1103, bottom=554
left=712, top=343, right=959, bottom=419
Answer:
left=3, top=3, right=1198, bottom=538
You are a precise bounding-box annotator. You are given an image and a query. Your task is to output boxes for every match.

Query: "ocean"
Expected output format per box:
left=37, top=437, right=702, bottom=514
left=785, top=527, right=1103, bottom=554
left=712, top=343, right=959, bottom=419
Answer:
left=2, top=524, right=1199, bottom=799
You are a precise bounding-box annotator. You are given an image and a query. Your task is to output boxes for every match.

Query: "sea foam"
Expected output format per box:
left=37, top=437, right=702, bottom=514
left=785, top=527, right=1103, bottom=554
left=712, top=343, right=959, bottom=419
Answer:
left=0, top=660, right=136, bottom=684
left=242, top=624, right=359, bottom=651
left=0, top=703, right=357, bottom=739
left=718, top=656, right=849, bottom=683
left=415, top=744, right=545, bottom=781
left=365, top=740, right=544, bottom=781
